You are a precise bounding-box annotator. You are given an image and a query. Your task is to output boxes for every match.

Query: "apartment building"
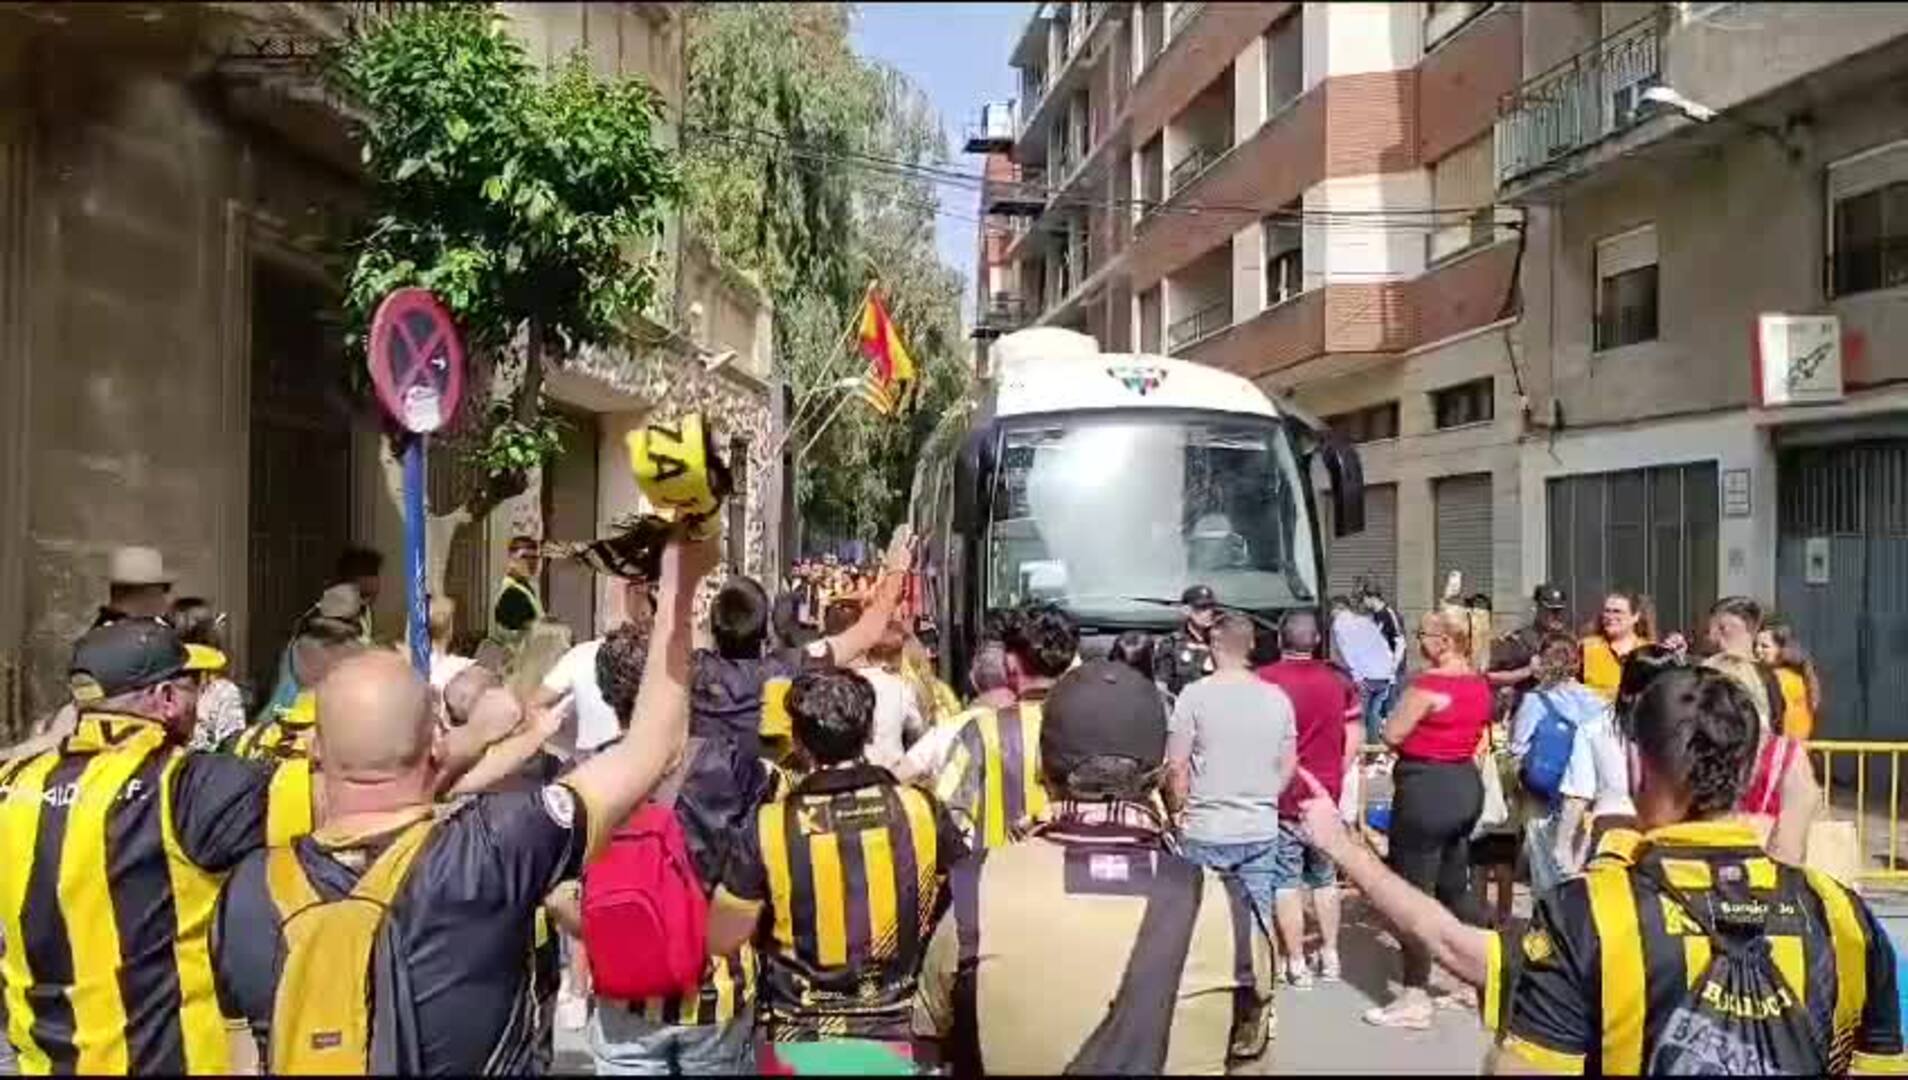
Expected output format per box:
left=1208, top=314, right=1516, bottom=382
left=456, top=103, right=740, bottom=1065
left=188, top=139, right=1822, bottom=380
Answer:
left=973, top=0, right=1528, bottom=620
left=1498, top=2, right=1908, bottom=739
left=0, top=2, right=778, bottom=728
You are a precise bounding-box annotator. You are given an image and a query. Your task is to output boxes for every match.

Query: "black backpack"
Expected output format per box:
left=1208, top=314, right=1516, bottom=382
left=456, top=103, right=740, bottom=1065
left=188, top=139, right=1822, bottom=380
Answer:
left=1637, top=855, right=1827, bottom=1075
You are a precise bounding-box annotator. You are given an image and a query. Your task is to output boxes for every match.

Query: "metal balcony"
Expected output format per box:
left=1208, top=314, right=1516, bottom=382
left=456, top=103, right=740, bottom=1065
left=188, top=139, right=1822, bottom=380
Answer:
left=1168, top=144, right=1219, bottom=194
left=1166, top=300, right=1231, bottom=351
left=984, top=164, right=1049, bottom=218
left=963, top=101, right=1019, bottom=154
left=970, top=294, right=1032, bottom=341
left=1494, top=13, right=1664, bottom=186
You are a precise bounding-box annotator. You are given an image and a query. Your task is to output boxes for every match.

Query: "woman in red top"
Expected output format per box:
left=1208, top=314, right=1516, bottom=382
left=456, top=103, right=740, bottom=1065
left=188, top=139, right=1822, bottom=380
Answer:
left=1366, top=605, right=1494, bottom=1029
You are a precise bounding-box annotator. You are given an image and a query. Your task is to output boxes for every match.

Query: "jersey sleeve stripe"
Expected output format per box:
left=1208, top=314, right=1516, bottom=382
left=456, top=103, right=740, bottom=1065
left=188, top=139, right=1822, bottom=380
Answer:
left=1587, top=866, right=1646, bottom=1074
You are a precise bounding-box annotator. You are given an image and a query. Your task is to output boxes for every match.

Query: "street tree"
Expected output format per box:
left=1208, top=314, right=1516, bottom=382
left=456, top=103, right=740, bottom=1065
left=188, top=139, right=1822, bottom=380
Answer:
left=683, top=3, right=969, bottom=547
left=331, top=3, right=680, bottom=586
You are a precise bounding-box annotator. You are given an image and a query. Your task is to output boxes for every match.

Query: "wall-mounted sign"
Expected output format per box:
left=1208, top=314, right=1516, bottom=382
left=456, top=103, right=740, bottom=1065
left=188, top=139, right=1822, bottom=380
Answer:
left=1755, top=313, right=1843, bottom=407
left=1804, top=536, right=1831, bottom=586
left=1722, top=468, right=1752, bottom=518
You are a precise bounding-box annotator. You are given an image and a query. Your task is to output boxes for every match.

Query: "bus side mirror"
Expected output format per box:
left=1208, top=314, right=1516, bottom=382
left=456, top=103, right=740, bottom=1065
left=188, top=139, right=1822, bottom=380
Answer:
left=953, top=425, right=996, bottom=534
left=1321, top=432, right=1365, bottom=537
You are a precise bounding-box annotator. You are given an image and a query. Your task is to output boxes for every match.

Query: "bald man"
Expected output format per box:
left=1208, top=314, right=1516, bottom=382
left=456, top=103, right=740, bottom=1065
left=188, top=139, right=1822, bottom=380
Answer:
left=210, top=530, right=719, bottom=1074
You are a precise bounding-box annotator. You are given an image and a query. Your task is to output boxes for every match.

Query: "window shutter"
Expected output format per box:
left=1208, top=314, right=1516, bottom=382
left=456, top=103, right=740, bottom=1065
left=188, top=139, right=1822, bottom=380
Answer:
left=1596, top=224, right=1658, bottom=279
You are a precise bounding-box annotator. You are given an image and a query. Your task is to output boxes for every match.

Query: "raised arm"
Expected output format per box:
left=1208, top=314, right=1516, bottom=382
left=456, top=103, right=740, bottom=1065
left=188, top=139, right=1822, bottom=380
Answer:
left=1292, top=768, right=1493, bottom=988
left=563, top=529, right=717, bottom=858
left=816, top=526, right=914, bottom=666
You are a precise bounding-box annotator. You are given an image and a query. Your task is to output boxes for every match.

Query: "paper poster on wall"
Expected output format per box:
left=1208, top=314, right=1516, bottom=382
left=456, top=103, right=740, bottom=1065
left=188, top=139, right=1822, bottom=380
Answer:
left=1722, top=469, right=1752, bottom=518
left=1804, top=537, right=1831, bottom=586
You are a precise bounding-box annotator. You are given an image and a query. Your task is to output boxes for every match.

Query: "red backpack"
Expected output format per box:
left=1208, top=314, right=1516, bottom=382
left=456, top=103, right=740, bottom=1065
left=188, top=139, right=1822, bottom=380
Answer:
left=581, top=738, right=710, bottom=1001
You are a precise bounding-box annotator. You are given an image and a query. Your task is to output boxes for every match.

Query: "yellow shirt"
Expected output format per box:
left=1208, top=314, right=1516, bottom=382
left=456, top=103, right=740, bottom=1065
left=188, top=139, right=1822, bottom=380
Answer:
left=1775, top=666, right=1815, bottom=741
left=1580, top=635, right=1648, bottom=701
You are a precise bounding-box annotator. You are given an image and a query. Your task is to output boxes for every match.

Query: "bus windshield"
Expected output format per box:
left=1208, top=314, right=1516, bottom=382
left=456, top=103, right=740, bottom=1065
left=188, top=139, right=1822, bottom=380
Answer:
left=985, top=413, right=1319, bottom=623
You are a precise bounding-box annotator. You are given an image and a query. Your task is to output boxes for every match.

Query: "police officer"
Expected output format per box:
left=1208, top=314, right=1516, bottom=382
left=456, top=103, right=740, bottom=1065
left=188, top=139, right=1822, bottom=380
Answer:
left=1487, top=582, right=1571, bottom=706
left=1154, top=584, right=1219, bottom=697
left=490, top=536, right=545, bottom=655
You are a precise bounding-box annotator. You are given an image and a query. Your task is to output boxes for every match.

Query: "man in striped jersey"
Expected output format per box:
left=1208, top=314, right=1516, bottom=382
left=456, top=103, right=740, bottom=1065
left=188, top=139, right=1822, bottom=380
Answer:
left=707, top=667, right=967, bottom=1071
left=932, top=604, right=1078, bottom=849
left=0, top=618, right=310, bottom=1074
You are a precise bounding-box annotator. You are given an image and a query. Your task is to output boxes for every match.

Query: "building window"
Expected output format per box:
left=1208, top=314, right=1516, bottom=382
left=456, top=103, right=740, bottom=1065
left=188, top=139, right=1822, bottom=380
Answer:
left=1425, top=1, right=1489, bottom=49
left=1134, top=2, right=1165, bottom=80
left=1431, top=377, right=1494, bottom=429
left=1547, top=462, right=1718, bottom=639
left=1137, top=286, right=1163, bottom=352
left=1136, top=137, right=1164, bottom=218
left=1594, top=225, right=1659, bottom=351
left=1264, top=206, right=1303, bottom=305
left=1327, top=402, right=1399, bottom=444
left=1832, top=180, right=1908, bottom=296
left=1264, top=12, right=1302, bottom=117
left=1428, top=135, right=1498, bottom=264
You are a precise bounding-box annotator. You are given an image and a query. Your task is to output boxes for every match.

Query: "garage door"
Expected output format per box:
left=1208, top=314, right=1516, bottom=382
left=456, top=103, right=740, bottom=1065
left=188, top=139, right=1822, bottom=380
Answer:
left=1435, top=473, right=1494, bottom=602
left=1326, top=482, right=1397, bottom=602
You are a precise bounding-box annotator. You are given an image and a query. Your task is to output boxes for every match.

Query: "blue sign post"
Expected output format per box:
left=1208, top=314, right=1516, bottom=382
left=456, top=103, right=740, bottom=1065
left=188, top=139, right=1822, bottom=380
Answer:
left=368, top=288, right=467, bottom=678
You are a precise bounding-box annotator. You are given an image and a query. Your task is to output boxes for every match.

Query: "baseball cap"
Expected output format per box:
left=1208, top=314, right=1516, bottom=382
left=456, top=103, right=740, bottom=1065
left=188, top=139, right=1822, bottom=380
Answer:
left=69, top=619, right=224, bottom=703
left=1533, top=583, right=1568, bottom=611
left=1040, top=659, right=1168, bottom=787
left=1181, top=584, right=1217, bottom=610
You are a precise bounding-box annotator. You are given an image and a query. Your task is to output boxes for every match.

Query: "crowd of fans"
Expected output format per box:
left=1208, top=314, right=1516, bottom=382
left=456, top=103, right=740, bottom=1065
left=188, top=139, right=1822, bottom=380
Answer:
left=0, top=530, right=1901, bottom=1076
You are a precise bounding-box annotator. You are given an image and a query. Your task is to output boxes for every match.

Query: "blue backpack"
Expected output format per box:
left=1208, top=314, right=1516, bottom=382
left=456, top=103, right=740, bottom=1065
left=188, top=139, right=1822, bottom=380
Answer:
left=1519, top=691, right=1577, bottom=803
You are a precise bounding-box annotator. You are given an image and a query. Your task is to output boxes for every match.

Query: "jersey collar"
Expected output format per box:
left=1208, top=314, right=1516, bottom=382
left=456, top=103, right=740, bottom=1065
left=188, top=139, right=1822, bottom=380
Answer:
left=793, top=760, right=895, bottom=796
left=1642, top=818, right=1766, bottom=850
left=70, top=711, right=174, bottom=752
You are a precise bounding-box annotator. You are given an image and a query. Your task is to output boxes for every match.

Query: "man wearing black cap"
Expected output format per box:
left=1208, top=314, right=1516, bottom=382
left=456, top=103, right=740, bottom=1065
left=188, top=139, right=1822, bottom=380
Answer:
left=0, top=619, right=310, bottom=1074
left=1489, top=583, right=1573, bottom=705
left=1154, top=584, right=1220, bottom=697
left=913, top=659, right=1275, bottom=1074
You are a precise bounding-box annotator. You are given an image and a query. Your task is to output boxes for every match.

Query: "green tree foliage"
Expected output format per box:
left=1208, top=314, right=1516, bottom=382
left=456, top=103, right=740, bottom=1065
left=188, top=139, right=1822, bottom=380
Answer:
left=684, top=3, right=969, bottom=545
left=333, top=3, right=680, bottom=511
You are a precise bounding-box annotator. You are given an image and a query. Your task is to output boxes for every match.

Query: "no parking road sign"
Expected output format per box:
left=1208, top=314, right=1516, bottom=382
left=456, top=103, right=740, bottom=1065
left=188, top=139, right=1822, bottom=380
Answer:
left=368, top=287, right=466, bottom=433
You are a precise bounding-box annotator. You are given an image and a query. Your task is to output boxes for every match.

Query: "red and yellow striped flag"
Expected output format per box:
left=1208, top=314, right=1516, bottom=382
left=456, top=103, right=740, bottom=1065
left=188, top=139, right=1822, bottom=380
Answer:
left=856, top=287, right=917, bottom=417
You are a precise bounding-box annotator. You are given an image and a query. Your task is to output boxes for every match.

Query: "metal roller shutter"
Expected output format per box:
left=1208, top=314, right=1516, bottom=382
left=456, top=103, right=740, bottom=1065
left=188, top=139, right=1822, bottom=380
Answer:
left=1326, top=483, right=1398, bottom=602
left=1435, top=473, right=1494, bottom=602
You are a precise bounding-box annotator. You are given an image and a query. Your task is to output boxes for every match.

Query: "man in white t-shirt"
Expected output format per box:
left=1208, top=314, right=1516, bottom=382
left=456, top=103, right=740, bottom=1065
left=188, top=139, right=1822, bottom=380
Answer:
left=532, top=579, right=654, bottom=759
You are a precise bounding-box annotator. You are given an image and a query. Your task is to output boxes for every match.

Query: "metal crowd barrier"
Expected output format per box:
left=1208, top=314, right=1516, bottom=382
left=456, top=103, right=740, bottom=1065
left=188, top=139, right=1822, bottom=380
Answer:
left=1347, top=739, right=1908, bottom=890
left=1806, top=741, right=1908, bottom=890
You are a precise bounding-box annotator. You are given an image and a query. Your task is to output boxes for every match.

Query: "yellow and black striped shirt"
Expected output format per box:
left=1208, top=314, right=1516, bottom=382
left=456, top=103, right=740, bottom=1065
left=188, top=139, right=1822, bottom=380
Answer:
left=229, top=690, right=316, bottom=763
left=0, top=712, right=308, bottom=1074
left=1486, top=820, right=1908, bottom=1075
left=607, top=947, right=758, bottom=1028
left=933, top=698, right=1047, bottom=850
left=715, top=762, right=967, bottom=1041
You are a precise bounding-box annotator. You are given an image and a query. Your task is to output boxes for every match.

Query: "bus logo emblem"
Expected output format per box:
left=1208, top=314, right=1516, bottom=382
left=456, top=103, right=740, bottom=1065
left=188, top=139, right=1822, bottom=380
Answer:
left=1107, top=365, right=1166, bottom=396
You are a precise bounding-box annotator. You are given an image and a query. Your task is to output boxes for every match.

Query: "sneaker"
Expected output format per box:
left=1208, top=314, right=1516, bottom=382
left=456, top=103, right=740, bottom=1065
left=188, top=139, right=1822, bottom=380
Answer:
left=1363, top=999, right=1433, bottom=1030
left=1317, top=949, right=1342, bottom=983
left=1285, top=959, right=1315, bottom=990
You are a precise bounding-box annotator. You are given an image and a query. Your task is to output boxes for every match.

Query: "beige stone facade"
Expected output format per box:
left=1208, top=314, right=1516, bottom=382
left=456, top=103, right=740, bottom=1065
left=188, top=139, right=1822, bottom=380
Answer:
left=0, top=3, right=778, bottom=731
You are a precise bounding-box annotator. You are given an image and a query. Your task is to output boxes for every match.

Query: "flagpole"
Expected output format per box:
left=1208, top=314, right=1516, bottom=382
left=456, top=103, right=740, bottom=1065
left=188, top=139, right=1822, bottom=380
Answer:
left=796, top=379, right=864, bottom=461
left=787, top=281, right=879, bottom=437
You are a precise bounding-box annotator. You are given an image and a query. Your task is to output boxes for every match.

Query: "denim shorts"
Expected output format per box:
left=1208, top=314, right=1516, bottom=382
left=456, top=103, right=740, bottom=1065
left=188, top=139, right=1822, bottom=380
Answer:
left=1271, top=821, right=1337, bottom=892
left=1178, top=834, right=1281, bottom=927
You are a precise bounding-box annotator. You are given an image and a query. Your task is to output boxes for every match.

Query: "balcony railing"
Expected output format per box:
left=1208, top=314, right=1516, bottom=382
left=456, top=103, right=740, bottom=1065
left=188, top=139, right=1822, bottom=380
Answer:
left=1170, top=1, right=1205, bottom=37
left=975, top=294, right=1031, bottom=336
left=1166, top=299, right=1231, bottom=351
left=1494, top=13, right=1663, bottom=185
left=1169, top=144, right=1220, bottom=194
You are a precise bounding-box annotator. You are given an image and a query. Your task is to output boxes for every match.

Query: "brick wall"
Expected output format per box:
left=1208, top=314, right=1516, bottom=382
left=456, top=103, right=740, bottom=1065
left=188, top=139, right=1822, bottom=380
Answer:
left=1323, top=69, right=1419, bottom=178
left=1182, top=287, right=1326, bottom=378
left=1413, top=240, right=1518, bottom=347
left=1417, top=5, right=1522, bottom=163
left=1324, top=281, right=1417, bottom=353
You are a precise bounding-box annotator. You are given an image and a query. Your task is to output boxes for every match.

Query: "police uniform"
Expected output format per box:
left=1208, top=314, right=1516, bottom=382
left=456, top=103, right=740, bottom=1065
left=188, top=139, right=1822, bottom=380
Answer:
left=1154, top=630, right=1215, bottom=697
